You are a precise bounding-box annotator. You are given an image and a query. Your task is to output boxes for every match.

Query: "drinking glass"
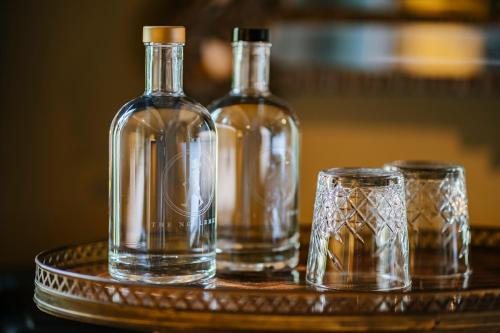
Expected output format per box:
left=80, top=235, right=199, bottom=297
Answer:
left=384, top=161, right=471, bottom=287
left=306, top=168, right=411, bottom=291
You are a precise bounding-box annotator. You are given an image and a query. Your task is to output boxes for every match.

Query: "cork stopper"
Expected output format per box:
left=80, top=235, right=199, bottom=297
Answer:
left=143, top=26, right=185, bottom=44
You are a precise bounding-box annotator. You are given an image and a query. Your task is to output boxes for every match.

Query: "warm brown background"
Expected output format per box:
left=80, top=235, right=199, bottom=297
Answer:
left=1, top=0, right=499, bottom=269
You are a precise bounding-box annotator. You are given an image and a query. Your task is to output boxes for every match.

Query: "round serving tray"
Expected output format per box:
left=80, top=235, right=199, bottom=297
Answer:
left=34, top=227, right=500, bottom=332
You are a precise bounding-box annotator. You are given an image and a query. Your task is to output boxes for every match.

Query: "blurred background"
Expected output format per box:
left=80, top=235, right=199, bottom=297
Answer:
left=0, top=0, right=500, bottom=330
left=2, top=0, right=500, bottom=269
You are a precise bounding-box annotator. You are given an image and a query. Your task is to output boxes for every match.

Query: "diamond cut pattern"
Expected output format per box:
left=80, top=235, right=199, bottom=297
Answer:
left=404, top=172, right=471, bottom=268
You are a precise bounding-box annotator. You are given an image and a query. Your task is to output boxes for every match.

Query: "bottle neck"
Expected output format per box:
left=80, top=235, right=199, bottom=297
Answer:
left=231, top=42, right=271, bottom=96
left=145, top=43, right=183, bottom=95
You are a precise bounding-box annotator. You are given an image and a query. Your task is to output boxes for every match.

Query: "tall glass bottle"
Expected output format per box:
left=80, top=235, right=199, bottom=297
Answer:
left=209, top=28, right=300, bottom=272
left=109, top=26, right=217, bottom=284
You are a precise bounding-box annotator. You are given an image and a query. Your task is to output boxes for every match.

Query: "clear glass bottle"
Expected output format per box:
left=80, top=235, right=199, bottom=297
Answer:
left=109, top=26, right=217, bottom=284
left=209, top=28, right=300, bottom=272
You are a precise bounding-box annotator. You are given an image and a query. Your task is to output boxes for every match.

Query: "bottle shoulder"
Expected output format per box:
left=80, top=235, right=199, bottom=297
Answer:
left=112, top=94, right=215, bottom=131
left=208, top=93, right=299, bottom=126
left=117, top=94, right=210, bottom=116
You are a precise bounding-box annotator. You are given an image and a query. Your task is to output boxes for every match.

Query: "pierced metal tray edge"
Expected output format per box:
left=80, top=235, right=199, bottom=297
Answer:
left=35, top=227, right=500, bottom=294
left=33, top=227, right=500, bottom=331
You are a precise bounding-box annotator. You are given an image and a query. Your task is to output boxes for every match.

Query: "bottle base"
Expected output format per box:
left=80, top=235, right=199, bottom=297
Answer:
left=306, top=273, right=411, bottom=292
left=108, top=252, right=215, bottom=284
left=216, top=242, right=299, bottom=272
left=411, top=270, right=471, bottom=289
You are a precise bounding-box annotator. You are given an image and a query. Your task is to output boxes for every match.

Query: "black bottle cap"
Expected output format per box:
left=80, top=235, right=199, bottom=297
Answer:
left=232, top=28, right=269, bottom=42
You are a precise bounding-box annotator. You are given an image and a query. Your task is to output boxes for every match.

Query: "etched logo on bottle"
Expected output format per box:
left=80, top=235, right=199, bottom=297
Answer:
left=163, top=149, right=215, bottom=218
left=252, top=148, right=297, bottom=206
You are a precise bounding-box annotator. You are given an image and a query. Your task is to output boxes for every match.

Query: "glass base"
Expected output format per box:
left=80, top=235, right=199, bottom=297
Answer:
left=306, top=273, right=411, bottom=292
left=108, top=252, right=215, bottom=284
left=412, top=270, right=472, bottom=289
left=217, top=243, right=299, bottom=272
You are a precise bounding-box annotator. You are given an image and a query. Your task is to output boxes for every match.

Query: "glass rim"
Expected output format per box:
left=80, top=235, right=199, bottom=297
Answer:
left=384, top=160, right=464, bottom=178
left=319, top=167, right=403, bottom=187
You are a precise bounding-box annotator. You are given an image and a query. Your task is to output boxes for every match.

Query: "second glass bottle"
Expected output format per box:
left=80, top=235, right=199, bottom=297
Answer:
left=209, top=28, right=300, bottom=272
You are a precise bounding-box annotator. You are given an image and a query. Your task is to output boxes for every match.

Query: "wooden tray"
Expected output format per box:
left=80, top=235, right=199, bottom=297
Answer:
left=34, top=227, right=500, bottom=332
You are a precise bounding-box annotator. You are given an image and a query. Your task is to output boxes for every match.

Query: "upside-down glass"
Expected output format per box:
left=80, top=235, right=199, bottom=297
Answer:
left=306, top=168, right=411, bottom=291
left=384, top=161, right=471, bottom=286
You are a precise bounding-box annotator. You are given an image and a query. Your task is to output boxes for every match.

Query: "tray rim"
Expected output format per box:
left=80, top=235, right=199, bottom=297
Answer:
left=34, top=226, right=500, bottom=295
left=34, top=288, right=500, bottom=333
left=33, top=226, right=500, bottom=331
